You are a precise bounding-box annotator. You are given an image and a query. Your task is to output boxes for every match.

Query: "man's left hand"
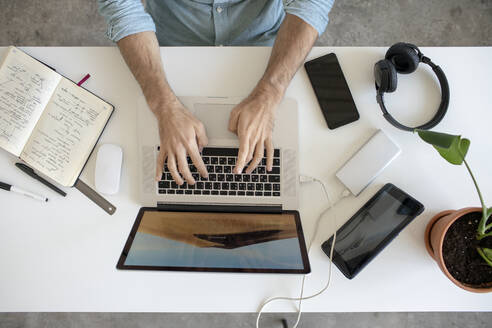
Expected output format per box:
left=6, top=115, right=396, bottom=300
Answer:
left=228, top=86, right=282, bottom=174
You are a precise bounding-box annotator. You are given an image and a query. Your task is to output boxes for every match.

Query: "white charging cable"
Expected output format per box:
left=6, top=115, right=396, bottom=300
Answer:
left=255, top=175, right=350, bottom=328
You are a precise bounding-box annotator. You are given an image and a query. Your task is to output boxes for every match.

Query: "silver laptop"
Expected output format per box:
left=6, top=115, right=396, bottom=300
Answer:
left=137, top=96, right=299, bottom=211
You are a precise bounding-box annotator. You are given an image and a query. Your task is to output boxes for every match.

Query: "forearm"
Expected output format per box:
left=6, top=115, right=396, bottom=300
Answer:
left=229, top=15, right=318, bottom=172
left=117, top=31, right=177, bottom=119
left=257, top=14, right=318, bottom=100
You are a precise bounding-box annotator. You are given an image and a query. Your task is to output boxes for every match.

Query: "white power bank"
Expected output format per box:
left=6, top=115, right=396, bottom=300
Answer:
left=336, top=130, right=401, bottom=196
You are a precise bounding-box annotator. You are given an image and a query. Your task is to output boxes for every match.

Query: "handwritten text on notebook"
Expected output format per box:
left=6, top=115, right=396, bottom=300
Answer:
left=0, top=49, right=60, bottom=155
left=22, top=79, right=111, bottom=184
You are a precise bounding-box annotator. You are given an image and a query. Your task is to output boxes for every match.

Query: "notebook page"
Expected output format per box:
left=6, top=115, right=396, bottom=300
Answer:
left=21, top=78, right=113, bottom=186
left=0, top=47, right=61, bottom=156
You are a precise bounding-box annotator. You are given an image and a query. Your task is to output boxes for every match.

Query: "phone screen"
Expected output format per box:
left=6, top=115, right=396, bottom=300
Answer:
left=322, top=184, right=424, bottom=279
left=304, top=53, right=359, bottom=129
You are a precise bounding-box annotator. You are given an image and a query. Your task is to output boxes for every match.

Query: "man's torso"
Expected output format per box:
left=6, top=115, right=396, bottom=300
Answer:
left=146, top=0, right=285, bottom=46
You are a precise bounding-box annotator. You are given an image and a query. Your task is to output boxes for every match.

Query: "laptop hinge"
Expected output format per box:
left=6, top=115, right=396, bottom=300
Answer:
left=156, top=202, right=282, bottom=214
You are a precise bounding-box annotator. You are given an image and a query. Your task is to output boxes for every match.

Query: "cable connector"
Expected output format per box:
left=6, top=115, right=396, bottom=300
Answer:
left=341, top=189, right=351, bottom=198
left=299, top=175, right=315, bottom=184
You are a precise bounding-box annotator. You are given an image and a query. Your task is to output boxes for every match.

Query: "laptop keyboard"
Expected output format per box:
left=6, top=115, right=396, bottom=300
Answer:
left=157, top=147, right=281, bottom=197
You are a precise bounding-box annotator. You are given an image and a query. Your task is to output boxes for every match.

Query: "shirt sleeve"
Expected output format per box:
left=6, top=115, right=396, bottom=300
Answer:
left=283, top=0, right=335, bottom=36
left=97, top=0, right=156, bottom=42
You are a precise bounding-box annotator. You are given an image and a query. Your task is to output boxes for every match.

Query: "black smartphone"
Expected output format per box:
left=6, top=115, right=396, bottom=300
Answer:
left=304, top=53, right=359, bottom=129
left=321, top=183, right=424, bottom=279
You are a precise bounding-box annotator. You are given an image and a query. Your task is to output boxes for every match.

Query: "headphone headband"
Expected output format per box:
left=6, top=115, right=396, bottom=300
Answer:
left=375, top=43, right=449, bottom=131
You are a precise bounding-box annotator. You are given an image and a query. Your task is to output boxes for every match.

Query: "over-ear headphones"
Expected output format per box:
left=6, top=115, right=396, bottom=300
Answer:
left=374, top=42, right=450, bottom=131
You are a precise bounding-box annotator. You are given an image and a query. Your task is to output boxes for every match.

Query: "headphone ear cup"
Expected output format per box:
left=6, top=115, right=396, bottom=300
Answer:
left=374, top=59, right=397, bottom=93
left=385, top=42, right=420, bottom=74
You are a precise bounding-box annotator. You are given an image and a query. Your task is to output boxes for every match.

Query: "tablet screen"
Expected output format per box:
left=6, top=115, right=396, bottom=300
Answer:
left=322, top=183, right=424, bottom=279
left=117, top=208, right=310, bottom=273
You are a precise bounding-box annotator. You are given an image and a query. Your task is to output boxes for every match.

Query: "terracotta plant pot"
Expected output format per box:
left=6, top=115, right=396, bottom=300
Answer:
left=425, top=207, right=492, bottom=293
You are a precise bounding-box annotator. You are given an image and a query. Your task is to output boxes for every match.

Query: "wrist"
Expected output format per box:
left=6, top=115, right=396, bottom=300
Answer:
left=147, top=90, right=181, bottom=120
left=253, top=79, right=285, bottom=106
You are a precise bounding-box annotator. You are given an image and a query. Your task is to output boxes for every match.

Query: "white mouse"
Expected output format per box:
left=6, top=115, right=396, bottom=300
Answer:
left=95, top=144, right=123, bottom=195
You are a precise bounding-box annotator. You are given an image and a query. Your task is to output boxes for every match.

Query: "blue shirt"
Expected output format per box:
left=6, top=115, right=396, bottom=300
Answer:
left=98, top=0, right=334, bottom=46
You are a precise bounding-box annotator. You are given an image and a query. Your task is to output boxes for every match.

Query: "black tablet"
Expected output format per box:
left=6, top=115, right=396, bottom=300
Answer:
left=117, top=207, right=311, bottom=274
left=322, top=183, right=424, bottom=279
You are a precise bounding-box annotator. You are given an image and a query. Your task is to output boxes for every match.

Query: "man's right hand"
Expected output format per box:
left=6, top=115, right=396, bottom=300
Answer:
left=116, top=31, right=208, bottom=185
left=153, top=98, right=209, bottom=185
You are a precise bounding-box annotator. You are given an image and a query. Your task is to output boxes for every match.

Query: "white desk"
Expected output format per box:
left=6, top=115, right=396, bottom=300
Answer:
left=1, top=47, right=491, bottom=312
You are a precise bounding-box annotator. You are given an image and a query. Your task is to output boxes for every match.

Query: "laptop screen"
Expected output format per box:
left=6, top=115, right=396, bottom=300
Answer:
left=117, top=208, right=310, bottom=274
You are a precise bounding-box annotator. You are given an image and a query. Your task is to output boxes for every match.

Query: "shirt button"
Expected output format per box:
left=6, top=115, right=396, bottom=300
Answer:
left=216, top=6, right=223, bottom=13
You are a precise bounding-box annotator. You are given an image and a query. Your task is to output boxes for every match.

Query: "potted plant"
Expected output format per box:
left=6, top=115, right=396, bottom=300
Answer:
left=417, top=130, right=492, bottom=292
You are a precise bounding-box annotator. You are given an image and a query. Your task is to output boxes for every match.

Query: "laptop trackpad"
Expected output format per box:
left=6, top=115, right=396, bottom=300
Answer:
left=194, top=103, right=237, bottom=140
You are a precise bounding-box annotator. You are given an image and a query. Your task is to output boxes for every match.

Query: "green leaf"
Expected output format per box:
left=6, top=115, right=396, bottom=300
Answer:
left=435, top=137, right=470, bottom=165
left=482, top=248, right=492, bottom=261
left=477, top=247, right=492, bottom=267
left=416, top=130, right=456, bottom=148
left=416, top=130, right=470, bottom=165
left=487, top=207, right=492, bottom=219
left=481, top=207, right=492, bottom=232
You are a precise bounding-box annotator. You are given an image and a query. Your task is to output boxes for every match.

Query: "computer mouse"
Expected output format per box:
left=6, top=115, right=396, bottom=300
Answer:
left=95, top=144, right=123, bottom=195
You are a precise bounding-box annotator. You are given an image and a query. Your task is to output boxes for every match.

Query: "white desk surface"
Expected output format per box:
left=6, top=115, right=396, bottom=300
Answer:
left=1, top=46, right=491, bottom=312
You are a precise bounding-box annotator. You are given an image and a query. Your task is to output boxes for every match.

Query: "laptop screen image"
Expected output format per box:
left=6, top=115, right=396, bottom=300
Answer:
left=117, top=208, right=310, bottom=274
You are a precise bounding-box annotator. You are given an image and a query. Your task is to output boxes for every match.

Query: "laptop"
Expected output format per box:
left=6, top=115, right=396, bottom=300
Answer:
left=138, top=96, right=300, bottom=211
left=118, top=96, right=309, bottom=274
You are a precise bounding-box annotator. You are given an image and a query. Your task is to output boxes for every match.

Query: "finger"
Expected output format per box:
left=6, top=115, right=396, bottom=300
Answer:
left=246, top=138, right=256, bottom=164
left=266, top=137, right=274, bottom=172
left=177, top=150, right=195, bottom=185
left=196, top=123, right=209, bottom=150
left=234, top=133, right=249, bottom=174
left=246, top=142, right=264, bottom=174
left=228, top=109, right=239, bottom=133
left=155, top=149, right=166, bottom=181
left=167, top=154, right=183, bottom=185
left=187, top=143, right=208, bottom=178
